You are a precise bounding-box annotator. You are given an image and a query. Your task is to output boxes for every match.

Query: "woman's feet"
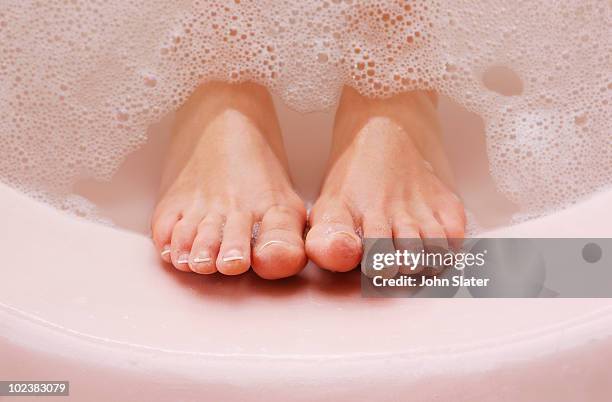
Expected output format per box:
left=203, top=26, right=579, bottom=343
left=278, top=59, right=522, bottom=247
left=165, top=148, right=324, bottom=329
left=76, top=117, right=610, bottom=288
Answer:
left=306, top=87, right=466, bottom=272
left=151, top=82, right=307, bottom=279
left=152, top=82, right=464, bottom=279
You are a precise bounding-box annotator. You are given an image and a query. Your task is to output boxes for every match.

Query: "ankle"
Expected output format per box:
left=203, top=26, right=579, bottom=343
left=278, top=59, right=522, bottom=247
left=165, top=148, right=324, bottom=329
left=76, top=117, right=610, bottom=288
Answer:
left=175, top=81, right=277, bottom=132
left=334, top=87, right=437, bottom=128
left=332, top=87, right=441, bottom=155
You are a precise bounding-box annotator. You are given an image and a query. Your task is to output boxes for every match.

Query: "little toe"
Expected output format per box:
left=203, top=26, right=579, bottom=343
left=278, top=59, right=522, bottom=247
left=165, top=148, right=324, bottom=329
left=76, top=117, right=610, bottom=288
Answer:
left=252, top=205, right=307, bottom=280
left=306, top=203, right=362, bottom=272
left=152, top=210, right=181, bottom=263
left=216, top=211, right=252, bottom=275
left=189, top=213, right=223, bottom=274
left=170, top=214, right=201, bottom=271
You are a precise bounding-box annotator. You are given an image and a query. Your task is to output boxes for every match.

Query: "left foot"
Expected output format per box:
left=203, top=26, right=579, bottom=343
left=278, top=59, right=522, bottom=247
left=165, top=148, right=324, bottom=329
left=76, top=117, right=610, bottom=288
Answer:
left=151, top=82, right=307, bottom=279
left=306, top=87, right=466, bottom=272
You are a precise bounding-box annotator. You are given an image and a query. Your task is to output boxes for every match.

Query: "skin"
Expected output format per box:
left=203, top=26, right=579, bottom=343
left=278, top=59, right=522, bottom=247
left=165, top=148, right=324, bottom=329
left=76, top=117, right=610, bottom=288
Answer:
left=305, top=87, right=466, bottom=272
left=151, top=82, right=465, bottom=278
left=151, top=82, right=307, bottom=279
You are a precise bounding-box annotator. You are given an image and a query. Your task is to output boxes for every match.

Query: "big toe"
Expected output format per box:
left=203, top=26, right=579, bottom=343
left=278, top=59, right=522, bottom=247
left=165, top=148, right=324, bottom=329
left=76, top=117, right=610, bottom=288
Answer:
left=252, top=206, right=307, bottom=280
left=305, top=222, right=362, bottom=272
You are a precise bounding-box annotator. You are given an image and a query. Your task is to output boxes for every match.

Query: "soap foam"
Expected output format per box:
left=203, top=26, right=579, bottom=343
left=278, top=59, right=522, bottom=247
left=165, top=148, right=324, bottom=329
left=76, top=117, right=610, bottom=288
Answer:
left=0, top=0, right=610, bottom=223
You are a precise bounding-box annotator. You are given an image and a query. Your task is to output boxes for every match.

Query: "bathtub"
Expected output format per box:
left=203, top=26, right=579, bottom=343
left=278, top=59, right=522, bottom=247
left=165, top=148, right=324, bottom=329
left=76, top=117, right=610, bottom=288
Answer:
left=1, top=97, right=611, bottom=401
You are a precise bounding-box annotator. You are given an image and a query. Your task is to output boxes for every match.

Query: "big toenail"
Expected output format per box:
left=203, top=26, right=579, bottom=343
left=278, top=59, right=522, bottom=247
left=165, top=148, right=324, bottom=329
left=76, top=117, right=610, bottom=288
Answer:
left=222, top=250, right=244, bottom=262
left=257, top=240, right=289, bottom=252
left=161, top=245, right=171, bottom=257
left=177, top=253, right=190, bottom=264
left=331, top=230, right=359, bottom=242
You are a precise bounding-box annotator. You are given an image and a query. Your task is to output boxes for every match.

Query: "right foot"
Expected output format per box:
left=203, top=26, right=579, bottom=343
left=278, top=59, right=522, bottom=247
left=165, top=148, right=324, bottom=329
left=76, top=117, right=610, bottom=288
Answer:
left=306, top=87, right=466, bottom=272
left=151, top=82, right=307, bottom=280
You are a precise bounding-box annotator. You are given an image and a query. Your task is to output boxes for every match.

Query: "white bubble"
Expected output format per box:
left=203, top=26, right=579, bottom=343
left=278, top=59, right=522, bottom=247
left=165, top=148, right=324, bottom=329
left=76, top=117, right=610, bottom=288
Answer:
left=0, top=0, right=609, bottom=223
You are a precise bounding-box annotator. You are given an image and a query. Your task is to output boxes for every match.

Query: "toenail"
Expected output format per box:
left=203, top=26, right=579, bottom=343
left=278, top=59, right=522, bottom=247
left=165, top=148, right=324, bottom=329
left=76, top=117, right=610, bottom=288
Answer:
left=177, top=253, right=190, bottom=265
left=190, top=252, right=215, bottom=273
left=222, top=249, right=244, bottom=262
left=257, top=240, right=291, bottom=252
left=192, top=253, right=212, bottom=264
left=161, top=245, right=171, bottom=257
left=330, top=230, right=359, bottom=243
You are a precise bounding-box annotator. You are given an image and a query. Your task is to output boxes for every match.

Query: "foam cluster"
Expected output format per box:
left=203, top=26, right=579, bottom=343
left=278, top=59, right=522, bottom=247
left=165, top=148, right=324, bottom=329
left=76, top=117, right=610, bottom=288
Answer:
left=0, top=0, right=610, bottom=222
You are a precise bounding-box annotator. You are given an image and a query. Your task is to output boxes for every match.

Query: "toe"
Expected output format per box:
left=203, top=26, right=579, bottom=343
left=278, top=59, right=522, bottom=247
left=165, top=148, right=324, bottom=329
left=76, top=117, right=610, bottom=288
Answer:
left=252, top=205, right=307, bottom=280
left=362, top=214, right=397, bottom=278
left=306, top=202, right=362, bottom=272
left=189, top=213, right=223, bottom=274
left=419, top=215, right=449, bottom=274
left=217, top=211, right=253, bottom=275
left=170, top=214, right=202, bottom=271
left=151, top=210, right=181, bottom=263
left=433, top=200, right=466, bottom=251
left=362, top=213, right=392, bottom=239
left=392, top=213, right=424, bottom=274
left=419, top=216, right=449, bottom=252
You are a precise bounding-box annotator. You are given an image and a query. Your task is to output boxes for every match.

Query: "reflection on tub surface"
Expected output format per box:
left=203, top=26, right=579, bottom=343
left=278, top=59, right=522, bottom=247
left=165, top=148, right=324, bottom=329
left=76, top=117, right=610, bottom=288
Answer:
left=2, top=170, right=612, bottom=400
